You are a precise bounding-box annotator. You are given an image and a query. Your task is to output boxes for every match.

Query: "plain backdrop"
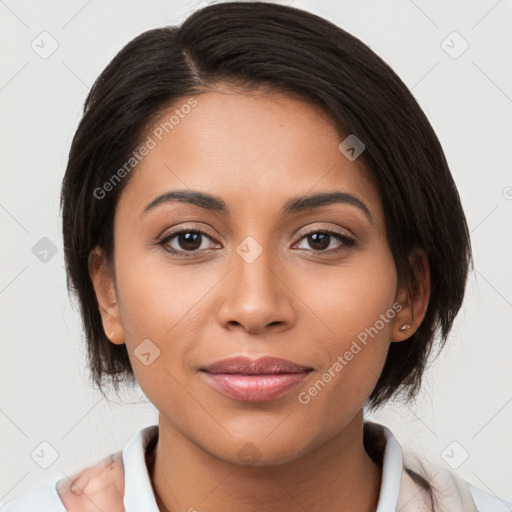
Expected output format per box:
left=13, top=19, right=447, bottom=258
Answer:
left=1, top=0, right=511, bottom=506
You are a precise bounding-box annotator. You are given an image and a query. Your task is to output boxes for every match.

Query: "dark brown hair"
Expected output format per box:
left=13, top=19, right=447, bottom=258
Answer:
left=61, top=1, right=472, bottom=417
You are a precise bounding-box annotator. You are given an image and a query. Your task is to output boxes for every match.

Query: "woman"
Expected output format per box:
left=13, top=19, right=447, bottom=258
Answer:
left=2, top=2, right=510, bottom=511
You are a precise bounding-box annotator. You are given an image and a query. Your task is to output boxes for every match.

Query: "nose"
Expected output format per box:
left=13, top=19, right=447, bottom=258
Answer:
left=216, top=244, right=296, bottom=335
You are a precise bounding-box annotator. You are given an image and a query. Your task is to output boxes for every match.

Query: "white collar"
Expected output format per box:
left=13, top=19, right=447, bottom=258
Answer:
left=122, top=424, right=160, bottom=512
left=370, top=421, right=404, bottom=511
left=122, top=421, right=405, bottom=511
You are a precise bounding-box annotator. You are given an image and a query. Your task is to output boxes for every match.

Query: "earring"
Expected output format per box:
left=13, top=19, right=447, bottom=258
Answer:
left=399, top=324, right=410, bottom=332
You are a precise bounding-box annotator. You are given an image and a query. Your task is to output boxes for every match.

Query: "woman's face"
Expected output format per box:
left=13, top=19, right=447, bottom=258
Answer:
left=92, top=87, right=416, bottom=464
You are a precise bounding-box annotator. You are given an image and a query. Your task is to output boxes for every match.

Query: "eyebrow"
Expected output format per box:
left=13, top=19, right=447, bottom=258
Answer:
left=142, top=189, right=373, bottom=223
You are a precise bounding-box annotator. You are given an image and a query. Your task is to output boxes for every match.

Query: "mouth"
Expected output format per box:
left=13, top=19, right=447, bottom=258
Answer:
left=199, top=356, right=313, bottom=402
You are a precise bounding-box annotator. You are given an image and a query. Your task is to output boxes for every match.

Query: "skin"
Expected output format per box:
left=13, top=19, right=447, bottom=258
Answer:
left=86, top=85, right=430, bottom=512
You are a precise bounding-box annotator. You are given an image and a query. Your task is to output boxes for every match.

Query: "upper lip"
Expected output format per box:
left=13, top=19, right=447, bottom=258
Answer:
left=201, top=356, right=313, bottom=375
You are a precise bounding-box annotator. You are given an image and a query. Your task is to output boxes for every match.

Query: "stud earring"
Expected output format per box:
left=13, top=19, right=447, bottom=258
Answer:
left=399, top=324, right=410, bottom=332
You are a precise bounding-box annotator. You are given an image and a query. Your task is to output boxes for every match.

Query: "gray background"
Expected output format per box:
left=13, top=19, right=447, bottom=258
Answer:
left=1, top=0, right=511, bottom=505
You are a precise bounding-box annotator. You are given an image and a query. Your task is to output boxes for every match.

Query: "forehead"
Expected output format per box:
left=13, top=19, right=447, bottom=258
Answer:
left=116, top=88, right=381, bottom=223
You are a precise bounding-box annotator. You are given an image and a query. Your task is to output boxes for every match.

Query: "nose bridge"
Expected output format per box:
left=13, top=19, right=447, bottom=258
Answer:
left=235, top=235, right=276, bottom=297
left=217, top=234, right=294, bottom=333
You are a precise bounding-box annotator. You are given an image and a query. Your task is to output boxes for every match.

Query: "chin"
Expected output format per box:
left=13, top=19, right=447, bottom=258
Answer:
left=214, top=437, right=311, bottom=468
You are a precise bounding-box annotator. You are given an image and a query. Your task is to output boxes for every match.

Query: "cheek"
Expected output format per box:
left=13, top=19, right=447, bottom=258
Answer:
left=300, top=247, right=397, bottom=393
left=115, top=244, right=216, bottom=340
left=306, top=247, right=397, bottom=337
left=113, top=246, right=222, bottom=399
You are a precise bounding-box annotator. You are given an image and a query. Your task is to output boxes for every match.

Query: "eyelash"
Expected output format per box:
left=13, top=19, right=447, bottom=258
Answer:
left=156, top=225, right=355, bottom=258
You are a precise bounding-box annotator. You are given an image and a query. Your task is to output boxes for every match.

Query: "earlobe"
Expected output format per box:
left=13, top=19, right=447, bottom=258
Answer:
left=391, top=249, right=430, bottom=342
left=88, top=246, right=125, bottom=345
left=390, top=296, right=414, bottom=343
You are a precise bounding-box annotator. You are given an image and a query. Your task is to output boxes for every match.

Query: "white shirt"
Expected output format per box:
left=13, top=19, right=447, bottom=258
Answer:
left=1, top=421, right=510, bottom=511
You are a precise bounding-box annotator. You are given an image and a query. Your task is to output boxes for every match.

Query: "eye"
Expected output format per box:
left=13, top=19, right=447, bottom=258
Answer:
left=156, top=225, right=355, bottom=258
left=157, top=227, right=220, bottom=257
left=293, top=228, right=355, bottom=254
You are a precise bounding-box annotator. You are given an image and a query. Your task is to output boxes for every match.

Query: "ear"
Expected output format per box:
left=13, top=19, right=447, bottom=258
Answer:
left=390, top=249, right=430, bottom=343
left=88, top=246, right=125, bottom=345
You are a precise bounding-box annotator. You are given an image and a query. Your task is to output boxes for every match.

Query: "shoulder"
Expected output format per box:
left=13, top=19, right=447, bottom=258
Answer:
left=401, top=450, right=512, bottom=512
left=0, top=475, right=65, bottom=512
left=56, top=452, right=125, bottom=512
left=0, top=452, right=125, bottom=512
left=466, top=481, right=512, bottom=512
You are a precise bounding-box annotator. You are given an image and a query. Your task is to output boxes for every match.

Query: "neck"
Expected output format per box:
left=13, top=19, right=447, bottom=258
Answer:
left=147, top=409, right=382, bottom=512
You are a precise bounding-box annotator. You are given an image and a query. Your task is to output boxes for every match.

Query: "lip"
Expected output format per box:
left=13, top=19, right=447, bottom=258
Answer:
left=200, top=356, right=313, bottom=402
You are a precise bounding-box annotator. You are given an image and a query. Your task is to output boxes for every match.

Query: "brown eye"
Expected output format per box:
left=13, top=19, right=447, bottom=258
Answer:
left=294, top=229, right=355, bottom=253
left=157, top=228, right=219, bottom=257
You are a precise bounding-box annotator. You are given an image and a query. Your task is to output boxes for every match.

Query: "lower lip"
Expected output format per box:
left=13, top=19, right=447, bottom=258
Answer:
left=201, top=371, right=311, bottom=402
